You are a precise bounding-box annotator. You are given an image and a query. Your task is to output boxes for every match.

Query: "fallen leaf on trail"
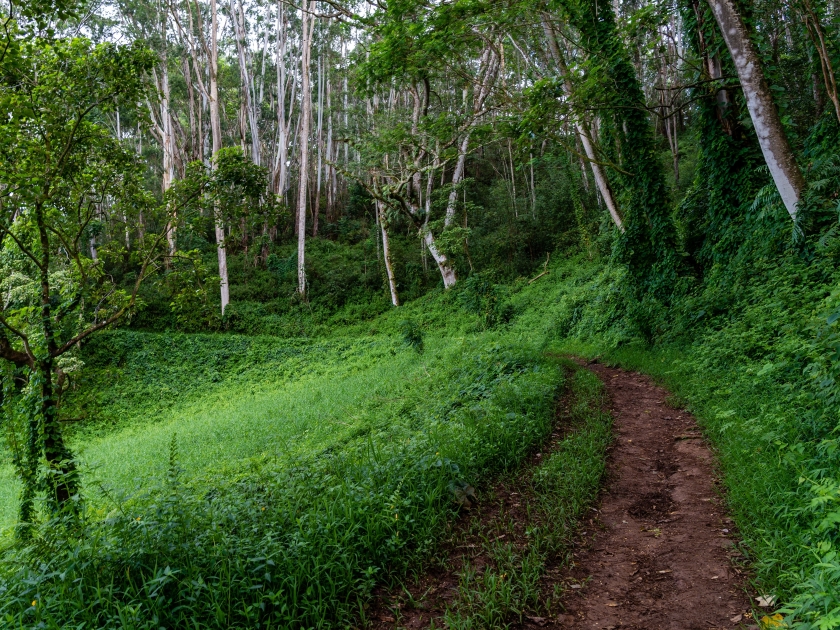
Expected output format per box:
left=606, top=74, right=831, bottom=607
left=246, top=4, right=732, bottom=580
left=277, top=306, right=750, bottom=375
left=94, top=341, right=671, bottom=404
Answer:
left=606, top=601, right=619, bottom=607
left=570, top=584, right=582, bottom=589
left=657, top=569, right=672, bottom=574
left=526, top=615, right=548, bottom=626
left=759, top=613, right=785, bottom=628
left=731, top=614, right=743, bottom=623
left=756, top=595, right=777, bottom=607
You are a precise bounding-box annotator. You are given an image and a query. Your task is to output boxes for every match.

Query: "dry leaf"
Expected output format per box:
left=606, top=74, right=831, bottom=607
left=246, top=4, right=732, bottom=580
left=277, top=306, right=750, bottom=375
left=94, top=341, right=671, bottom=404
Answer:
left=756, top=595, right=777, bottom=607
left=570, top=584, right=582, bottom=589
left=731, top=614, right=743, bottom=623
left=606, top=601, right=619, bottom=607
left=760, top=613, right=785, bottom=629
left=526, top=615, right=548, bottom=627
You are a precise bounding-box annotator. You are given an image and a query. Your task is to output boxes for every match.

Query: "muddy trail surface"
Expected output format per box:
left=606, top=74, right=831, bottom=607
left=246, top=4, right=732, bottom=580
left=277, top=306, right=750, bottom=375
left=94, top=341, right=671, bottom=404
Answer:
left=562, top=362, right=754, bottom=630
left=367, top=363, right=758, bottom=629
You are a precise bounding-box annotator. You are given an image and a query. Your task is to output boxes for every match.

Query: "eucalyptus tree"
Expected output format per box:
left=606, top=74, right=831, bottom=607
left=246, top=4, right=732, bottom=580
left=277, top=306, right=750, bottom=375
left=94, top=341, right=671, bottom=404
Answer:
left=356, top=0, right=507, bottom=289
left=538, top=12, right=624, bottom=231
left=297, top=0, right=315, bottom=295
left=705, top=0, right=806, bottom=220
left=165, top=0, right=232, bottom=312
left=0, top=34, right=200, bottom=523
left=272, top=0, right=298, bottom=201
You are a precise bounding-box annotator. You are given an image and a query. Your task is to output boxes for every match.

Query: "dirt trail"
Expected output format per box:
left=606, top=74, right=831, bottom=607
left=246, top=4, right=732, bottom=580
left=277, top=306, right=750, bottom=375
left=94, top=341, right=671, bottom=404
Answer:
left=559, top=362, right=754, bottom=629
left=367, top=363, right=758, bottom=629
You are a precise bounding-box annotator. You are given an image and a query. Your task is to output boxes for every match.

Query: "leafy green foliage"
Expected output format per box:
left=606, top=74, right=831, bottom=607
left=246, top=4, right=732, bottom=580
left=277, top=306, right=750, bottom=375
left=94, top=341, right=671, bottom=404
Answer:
left=550, top=0, right=680, bottom=297
left=0, top=274, right=593, bottom=627
left=399, top=318, right=425, bottom=353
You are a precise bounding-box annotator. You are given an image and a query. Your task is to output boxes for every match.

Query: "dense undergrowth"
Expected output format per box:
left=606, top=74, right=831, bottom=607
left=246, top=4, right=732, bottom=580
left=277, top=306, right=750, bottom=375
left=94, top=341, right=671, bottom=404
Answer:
left=524, top=250, right=840, bottom=630
left=0, top=271, right=579, bottom=628
left=3, top=236, right=840, bottom=628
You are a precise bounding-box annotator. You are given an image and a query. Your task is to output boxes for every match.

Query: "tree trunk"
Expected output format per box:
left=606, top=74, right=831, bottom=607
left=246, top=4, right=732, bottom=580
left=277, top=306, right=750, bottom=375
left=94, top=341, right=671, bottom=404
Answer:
left=35, top=205, right=77, bottom=510
left=422, top=154, right=457, bottom=288
left=39, top=361, right=75, bottom=507
left=377, top=200, right=400, bottom=306
left=210, top=0, right=230, bottom=314
left=161, top=19, right=177, bottom=260
left=423, top=230, right=457, bottom=288
left=274, top=0, right=294, bottom=198
left=183, top=57, right=198, bottom=161
left=444, top=133, right=471, bottom=228
left=313, top=52, right=323, bottom=236
left=541, top=13, right=624, bottom=231
left=297, top=1, right=314, bottom=295
left=707, top=0, right=806, bottom=219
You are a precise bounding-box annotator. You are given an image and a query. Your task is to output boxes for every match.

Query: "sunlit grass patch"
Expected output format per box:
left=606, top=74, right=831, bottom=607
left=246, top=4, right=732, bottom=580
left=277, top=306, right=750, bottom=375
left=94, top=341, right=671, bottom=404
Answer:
left=0, top=286, right=571, bottom=626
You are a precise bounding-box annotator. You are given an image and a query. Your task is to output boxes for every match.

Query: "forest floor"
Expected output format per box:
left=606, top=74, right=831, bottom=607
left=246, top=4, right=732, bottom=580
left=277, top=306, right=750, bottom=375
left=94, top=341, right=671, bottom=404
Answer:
left=367, top=362, right=765, bottom=629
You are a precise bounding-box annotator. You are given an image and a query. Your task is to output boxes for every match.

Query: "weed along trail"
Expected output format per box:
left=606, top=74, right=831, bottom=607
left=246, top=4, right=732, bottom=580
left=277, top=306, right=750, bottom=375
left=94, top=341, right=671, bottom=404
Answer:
left=559, top=362, right=754, bottom=630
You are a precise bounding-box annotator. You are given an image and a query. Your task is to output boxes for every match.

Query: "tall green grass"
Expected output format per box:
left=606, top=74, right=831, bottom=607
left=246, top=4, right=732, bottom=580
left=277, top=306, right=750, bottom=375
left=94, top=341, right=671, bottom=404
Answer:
left=443, top=365, right=612, bottom=628
left=0, top=276, right=578, bottom=627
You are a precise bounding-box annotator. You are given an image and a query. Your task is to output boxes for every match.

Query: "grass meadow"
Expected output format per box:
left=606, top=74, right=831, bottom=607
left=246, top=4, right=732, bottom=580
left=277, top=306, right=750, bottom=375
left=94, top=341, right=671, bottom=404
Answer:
left=0, top=274, right=598, bottom=627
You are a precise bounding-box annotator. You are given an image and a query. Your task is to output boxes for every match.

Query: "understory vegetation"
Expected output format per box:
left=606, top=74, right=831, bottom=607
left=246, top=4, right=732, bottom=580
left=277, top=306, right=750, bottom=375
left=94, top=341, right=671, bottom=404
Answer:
left=4, top=0, right=840, bottom=623
left=439, top=365, right=612, bottom=628
left=525, top=252, right=840, bottom=629
left=0, top=271, right=600, bottom=627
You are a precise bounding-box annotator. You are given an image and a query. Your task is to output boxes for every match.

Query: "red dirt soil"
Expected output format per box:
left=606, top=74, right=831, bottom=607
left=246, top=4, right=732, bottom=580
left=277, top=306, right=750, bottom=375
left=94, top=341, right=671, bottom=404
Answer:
left=559, top=362, right=756, bottom=630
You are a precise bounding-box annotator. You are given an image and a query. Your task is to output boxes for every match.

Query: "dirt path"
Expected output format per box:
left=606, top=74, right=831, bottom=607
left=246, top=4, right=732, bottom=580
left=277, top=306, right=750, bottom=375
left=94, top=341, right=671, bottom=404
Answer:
left=558, top=363, right=754, bottom=629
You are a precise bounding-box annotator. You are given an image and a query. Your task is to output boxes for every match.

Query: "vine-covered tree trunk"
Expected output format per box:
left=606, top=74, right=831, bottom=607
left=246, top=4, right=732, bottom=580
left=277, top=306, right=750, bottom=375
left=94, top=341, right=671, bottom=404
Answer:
left=36, top=205, right=78, bottom=510
left=564, top=0, right=678, bottom=290
left=706, top=0, right=806, bottom=220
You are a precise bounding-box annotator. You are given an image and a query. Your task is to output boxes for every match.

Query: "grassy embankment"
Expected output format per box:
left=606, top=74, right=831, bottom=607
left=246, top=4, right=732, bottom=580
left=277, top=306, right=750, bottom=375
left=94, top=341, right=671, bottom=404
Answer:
left=0, top=269, right=615, bottom=628
left=3, top=249, right=839, bottom=628
left=532, top=255, right=840, bottom=629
